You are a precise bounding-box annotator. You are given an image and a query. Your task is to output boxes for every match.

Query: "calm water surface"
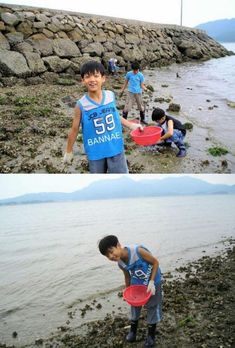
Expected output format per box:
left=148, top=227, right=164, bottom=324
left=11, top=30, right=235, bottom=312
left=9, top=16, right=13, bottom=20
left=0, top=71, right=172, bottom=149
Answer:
left=145, top=42, right=235, bottom=154
left=0, top=195, right=235, bottom=345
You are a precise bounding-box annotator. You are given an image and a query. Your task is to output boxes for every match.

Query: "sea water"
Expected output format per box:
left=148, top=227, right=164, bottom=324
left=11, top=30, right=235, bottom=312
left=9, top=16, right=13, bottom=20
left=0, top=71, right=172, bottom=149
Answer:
left=144, top=42, right=235, bottom=154
left=0, top=194, right=235, bottom=345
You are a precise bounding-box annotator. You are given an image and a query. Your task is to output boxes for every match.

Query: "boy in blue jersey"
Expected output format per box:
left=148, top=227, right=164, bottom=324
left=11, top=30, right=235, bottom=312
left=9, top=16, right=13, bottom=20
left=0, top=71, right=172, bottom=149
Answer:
left=64, top=61, right=142, bottom=173
left=98, top=235, right=162, bottom=348
left=120, top=61, right=148, bottom=124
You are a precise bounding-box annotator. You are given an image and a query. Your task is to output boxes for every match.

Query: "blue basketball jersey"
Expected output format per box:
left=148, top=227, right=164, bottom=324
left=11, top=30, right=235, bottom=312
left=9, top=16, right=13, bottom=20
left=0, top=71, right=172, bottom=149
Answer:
left=77, top=90, right=124, bottom=160
left=118, top=245, right=161, bottom=286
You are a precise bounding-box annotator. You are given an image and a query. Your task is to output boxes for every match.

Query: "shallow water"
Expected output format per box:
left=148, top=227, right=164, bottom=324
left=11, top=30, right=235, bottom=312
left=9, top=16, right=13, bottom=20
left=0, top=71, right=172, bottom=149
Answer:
left=0, top=195, right=235, bottom=345
left=144, top=43, right=235, bottom=155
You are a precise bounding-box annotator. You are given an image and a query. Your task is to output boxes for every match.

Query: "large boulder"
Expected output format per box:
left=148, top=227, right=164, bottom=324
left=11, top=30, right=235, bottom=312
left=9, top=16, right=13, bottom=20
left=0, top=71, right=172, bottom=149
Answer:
left=5, top=32, right=24, bottom=45
left=82, top=42, right=105, bottom=57
left=185, top=46, right=203, bottom=59
left=24, top=52, right=47, bottom=74
left=26, top=34, right=54, bottom=56
left=42, top=55, right=71, bottom=72
left=53, top=38, right=81, bottom=58
left=0, top=50, right=31, bottom=77
left=122, top=46, right=144, bottom=62
left=0, top=32, right=10, bottom=50
left=1, top=12, right=21, bottom=26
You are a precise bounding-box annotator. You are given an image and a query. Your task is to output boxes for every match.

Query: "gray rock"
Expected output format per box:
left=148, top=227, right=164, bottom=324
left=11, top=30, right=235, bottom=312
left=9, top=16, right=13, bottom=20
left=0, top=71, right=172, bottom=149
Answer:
left=35, top=13, right=51, bottom=24
left=14, top=41, right=34, bottom=54
left=24, top=52, right=47, bottom=74
left=53, top=38, right=81, bottom=58
left=67, top=29, right=83, bottom=42
left=18, top=11, right=35, bottom=21
left=16, top=20, right=33, bottom=38
left=42, top=55, right=71, bottom=72
left=0, top=50, right=31, bottom=77
left=5, top=32, right=24, bottom=45
left=27, top=34, right=54, bottom=56
left=1, top=12, right=21, bottom=26
left=82, top=42, right=105, bottom=57
left=0, top=32, right=10, bottom=50
left=167, top=103, right=181, bottom=112
left=122, top=47, right=144, bottom=62
left=0, top=3, right=231, bottom=79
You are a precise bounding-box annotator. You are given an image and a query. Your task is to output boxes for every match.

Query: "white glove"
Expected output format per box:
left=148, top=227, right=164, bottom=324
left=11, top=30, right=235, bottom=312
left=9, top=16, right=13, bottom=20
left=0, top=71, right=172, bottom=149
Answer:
left=63, top=152, right=73, bottom=164
left=147, top=280, right=155, bottom=296
left=130, top=123, right=144, bottom=131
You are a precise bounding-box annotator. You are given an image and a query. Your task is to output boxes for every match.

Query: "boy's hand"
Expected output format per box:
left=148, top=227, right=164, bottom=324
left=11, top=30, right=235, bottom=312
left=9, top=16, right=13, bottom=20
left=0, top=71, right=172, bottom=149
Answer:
left=130, top=123, right=144, bottom=131
left=63, top=152, right=73, bottom=164
left=147, top=280, right=155, bottom=295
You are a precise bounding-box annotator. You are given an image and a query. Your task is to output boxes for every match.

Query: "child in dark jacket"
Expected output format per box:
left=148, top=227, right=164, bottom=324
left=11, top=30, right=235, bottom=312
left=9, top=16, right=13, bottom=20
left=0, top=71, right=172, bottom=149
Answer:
left=152, top=107, right=186, bottom=157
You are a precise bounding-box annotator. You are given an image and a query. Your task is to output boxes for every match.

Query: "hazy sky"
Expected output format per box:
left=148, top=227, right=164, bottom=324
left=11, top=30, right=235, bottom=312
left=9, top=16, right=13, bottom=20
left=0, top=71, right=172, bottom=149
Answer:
left=1, top=0, right=235, bottom=27
left=0, top=174, right=234, bottom=199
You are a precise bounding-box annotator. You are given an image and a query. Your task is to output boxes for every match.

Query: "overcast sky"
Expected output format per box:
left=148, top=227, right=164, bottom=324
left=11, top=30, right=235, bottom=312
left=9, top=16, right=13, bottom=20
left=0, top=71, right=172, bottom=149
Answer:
left=1, top=0, right=235, bottom=27
left=0, top=174, right=234, bottom=199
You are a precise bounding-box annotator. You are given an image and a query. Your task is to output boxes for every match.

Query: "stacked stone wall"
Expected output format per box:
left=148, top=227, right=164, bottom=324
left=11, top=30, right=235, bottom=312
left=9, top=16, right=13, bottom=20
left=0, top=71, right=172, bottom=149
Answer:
left=0, top=3, right=230, bottom=83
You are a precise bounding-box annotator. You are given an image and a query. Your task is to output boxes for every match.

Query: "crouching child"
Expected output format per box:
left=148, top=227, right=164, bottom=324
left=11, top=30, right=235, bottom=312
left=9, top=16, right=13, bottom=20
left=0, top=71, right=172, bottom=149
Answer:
left=152, top=107, right=187, bottom=157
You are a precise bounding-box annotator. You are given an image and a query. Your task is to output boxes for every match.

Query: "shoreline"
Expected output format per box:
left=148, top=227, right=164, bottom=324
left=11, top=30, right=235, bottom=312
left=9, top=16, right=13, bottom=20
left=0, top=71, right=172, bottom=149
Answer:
left=1, top=239, right=234, bottom=348
left=0, top=65, right=234, bottom=174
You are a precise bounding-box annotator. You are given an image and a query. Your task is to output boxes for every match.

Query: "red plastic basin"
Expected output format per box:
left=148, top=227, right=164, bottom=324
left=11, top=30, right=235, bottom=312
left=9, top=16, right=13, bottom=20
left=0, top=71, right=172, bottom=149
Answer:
left=123, top=285, right=151, bottom=307
left=131, top=126, right=162, bottom=146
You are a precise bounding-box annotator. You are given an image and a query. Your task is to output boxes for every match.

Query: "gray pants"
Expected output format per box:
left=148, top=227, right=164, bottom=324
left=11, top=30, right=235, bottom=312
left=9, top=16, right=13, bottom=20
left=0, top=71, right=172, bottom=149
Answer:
left=88, top=152, right=129, bottom=173
left=130, top=283, right=162, bottom=324
left=124, top=92, right=144, bottom=113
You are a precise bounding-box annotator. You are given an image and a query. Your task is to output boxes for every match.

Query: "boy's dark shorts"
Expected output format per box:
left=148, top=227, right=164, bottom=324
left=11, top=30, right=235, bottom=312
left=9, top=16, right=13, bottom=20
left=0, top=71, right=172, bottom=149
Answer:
left=88, top=152, right=128, bottom=173
left=130, top=282, right=162, bottom=324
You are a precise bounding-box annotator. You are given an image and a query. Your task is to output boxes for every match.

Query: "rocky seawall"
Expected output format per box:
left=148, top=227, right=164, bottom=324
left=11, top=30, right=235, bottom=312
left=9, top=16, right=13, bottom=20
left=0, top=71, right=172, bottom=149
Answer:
left=0, top=3, right=231, bottom=86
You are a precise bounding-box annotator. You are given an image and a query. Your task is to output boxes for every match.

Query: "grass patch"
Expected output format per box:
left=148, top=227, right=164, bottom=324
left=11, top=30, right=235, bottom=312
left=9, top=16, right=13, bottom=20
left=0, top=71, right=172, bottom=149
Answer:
left=208, top=147, right=228, bottom=157
left=13, top=96, right=37, bottom=106
left=15, top=105, right=53, bottom=118
left=0, top=95, right=7, bottom=105
left=178, top=316, right=196, bottom=327
left=56, top=78, right=76, bottom=86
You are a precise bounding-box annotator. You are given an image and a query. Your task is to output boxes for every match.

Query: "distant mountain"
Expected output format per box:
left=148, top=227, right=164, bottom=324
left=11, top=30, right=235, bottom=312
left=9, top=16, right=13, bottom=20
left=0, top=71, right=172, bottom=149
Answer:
left=195, top=18, right=235, bottom=43
left=0, top=176, right=234, bottom=206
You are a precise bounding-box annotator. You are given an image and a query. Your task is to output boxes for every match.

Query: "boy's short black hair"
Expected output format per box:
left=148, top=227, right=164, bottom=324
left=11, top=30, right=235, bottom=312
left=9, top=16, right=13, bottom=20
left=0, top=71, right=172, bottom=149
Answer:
left=80, top=60, right=105, bottom=78
left=131, top=61, right=140, bottom=70
left=98, top=235, right=119, bottom=255
left=152, top=107, right=165, bottom=121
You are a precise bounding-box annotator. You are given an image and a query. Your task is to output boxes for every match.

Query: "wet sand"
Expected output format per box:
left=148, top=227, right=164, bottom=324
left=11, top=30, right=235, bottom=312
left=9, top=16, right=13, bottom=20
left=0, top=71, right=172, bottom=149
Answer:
left=0, top=73, right=234, bottom=174
left=1, top=239, right=234, bottom=348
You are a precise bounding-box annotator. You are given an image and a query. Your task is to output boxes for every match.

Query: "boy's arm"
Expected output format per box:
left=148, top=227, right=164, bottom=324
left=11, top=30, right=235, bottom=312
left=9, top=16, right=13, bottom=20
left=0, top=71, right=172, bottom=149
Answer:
left=120, top=116, right=143, bottom=131
left=141, top=82, right=147, bottom=92
left=160, top=119, right=174, bottom=141
left=122, top=268, right=131, bottom=288
left=138, top=247, right=159, bottom=282
left=64, top=106, right=81, bottom=162
left=120, top=79, right=128, bottom=96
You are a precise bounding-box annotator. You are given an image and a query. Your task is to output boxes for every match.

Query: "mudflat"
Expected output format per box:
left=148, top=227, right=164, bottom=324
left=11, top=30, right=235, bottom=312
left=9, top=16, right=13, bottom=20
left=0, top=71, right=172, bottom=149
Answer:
left=0, top=75, right=233, bottom=174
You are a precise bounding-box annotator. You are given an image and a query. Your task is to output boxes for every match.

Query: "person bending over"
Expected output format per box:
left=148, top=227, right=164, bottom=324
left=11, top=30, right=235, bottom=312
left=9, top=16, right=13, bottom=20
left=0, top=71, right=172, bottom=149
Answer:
left=98, top=235, right=162, bottom=347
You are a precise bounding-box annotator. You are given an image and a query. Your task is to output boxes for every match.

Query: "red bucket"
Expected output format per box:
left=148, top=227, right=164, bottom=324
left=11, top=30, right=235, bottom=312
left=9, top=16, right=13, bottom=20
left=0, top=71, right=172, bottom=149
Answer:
left=123, top=285, right=151, bottom=307
left=130, top=126, right=162, bottom=146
